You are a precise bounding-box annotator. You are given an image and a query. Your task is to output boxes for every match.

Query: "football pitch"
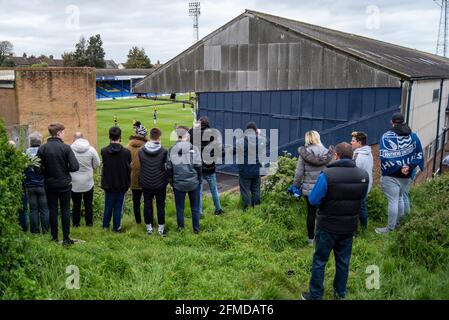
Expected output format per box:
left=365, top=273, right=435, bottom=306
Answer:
left=96, top=97, right=195, bottom=149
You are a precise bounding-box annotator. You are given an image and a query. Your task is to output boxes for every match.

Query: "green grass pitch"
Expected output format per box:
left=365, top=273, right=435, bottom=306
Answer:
left=96, top=97, right=195, bottom=149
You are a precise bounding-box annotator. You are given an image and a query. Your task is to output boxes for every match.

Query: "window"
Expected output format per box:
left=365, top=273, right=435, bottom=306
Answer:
left=433, top=89, right=440, bottom=102
left=428, top=142, right=434, bottom=160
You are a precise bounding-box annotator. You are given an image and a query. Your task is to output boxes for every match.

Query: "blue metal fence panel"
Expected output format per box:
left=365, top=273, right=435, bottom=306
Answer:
left=198, top=87, right=401, bottom=174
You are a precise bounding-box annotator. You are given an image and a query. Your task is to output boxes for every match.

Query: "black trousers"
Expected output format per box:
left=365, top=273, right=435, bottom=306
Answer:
left=143, top=188, right=166, bottom=226
left=239, top=176, right=261, bottom=209
left=46, top=190, right=71, bottom=241
left=132, top=189, right=143, bottom=223
left=305, top=196, right=318, bottom=240
left=71, top=188, right=94, bottom=227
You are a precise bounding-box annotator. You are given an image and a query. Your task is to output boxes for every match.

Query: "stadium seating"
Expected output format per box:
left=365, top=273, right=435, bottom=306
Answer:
left=96, top=80, right=136, bottom=100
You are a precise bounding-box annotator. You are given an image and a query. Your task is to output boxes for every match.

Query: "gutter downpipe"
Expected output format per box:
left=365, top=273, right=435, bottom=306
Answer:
left=433, top=79, right=445, bottom=174
left=406, top=80, right=414, bottom=125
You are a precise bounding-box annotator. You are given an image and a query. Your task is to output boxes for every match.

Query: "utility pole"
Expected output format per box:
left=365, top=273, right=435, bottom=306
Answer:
left=436, top=0, right=449, bottom=57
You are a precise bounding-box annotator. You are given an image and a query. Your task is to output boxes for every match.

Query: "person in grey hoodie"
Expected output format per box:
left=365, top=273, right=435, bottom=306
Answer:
left=351, top=131, right=374, bottom=230
left=166, top=126, right=202, bottom=234
left=294, top=130, right=334, bottom=245
left=70, top=132, right=101, bottom=227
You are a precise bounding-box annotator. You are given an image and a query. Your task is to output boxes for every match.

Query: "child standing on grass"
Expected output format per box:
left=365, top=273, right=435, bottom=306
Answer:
left=138, top=128, right=168, bottom=236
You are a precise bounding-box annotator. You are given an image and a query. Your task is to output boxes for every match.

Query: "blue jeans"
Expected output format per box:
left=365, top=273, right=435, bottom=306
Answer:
left=359, top=197, right=368, bottom=229
left=26, top=187, right=50, bottom=234
left=309, top=228, right=354, bottom=300
left=403, top=179, right=413, bottom=215
left=200, top=173, right=222, bottom=215
left=19, top=192, right=28, bottom=232
left=103, top=191, right=126, bottom=231
left=174, top=184, right=201, bottom=233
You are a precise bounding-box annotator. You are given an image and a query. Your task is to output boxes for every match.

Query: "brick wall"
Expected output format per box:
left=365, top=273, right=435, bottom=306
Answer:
left=8, top=68, right=97, bottom=148
left=0, top=87, right=18, bottom=125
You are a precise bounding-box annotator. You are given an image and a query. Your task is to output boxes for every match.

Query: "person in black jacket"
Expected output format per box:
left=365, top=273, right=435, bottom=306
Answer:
left=189, top=116, right=224, bottom=217
left=301, top=142, right=369, bottom=300
left=138, top=128, right=168, bottom=236
left=101, top=126, right=131, bottom=233
left=37, top=123, right=79, bottom=245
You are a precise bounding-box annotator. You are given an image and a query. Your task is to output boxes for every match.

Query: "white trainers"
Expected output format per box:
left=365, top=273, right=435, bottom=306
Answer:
left=307, top=239, right=314, bottom=246
left=375, top=227, right=392, bottom=234
left=146, top=224, right=153, bottom=235
left=158, top=225, right=165, bottom=236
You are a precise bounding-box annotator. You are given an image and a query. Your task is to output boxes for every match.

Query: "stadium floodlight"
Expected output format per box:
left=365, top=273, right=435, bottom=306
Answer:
left=189, top=2, right=201, bottom=43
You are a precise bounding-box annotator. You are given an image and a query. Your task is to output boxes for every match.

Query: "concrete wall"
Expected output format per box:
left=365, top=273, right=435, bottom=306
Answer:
left=409, top=79, right=449, bottom=149
left=0, top=68, right=97, bottom=148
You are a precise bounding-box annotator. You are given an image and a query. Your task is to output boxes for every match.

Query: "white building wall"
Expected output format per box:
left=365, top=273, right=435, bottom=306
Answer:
left=409, top=79, right=449, bottom=154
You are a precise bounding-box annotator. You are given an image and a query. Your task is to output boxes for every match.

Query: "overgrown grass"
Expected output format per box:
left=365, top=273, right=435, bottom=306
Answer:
left=3, top=158, right=449, bottom=300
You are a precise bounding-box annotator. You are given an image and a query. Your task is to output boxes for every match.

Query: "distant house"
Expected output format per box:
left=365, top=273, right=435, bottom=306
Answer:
left=105, top=60, right=119, bottom=69
left=12, top=56, right=64, bottom=67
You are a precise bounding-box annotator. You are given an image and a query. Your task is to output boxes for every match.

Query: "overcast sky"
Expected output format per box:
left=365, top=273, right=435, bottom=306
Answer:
left=0, top=0, right=443, bottom=64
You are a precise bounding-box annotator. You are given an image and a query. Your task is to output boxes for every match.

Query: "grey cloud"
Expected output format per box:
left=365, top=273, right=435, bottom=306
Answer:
left=0, top=0, right=443, bottom=63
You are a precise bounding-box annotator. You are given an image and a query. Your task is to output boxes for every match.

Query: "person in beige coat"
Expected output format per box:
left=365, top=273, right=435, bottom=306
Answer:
left=294, top=131, right=334, bottom=246
left=127, top=125, right=148, bottom=224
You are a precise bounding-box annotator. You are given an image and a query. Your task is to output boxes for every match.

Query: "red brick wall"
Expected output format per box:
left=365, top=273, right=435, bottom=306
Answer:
left=0, top=87, right=18, bottom=126
left=14, top=68, right=97, bottom=148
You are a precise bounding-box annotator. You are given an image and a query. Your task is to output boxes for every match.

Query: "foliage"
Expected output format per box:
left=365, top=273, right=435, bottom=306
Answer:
left=0, top=120, right=38, bottom=299
left=125, top=47, right=152, bottom=69
left=62, top=35, right=105, bottom=68
left=390, top=174, right=449, bottom=271
left=31, top=62, right=49, bottom=68
left=0, top=40, right=15, bottom=67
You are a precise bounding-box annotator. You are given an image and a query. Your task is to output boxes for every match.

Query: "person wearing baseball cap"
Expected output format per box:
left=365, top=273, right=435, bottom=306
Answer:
left=376, top=112, right=424, bottom=234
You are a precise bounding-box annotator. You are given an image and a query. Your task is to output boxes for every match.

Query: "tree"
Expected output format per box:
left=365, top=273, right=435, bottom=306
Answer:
left=86, top=34, right=105, bottom=68
left=73, top=36, right=88, bottom=66
left=62, top=52, right=76, bottom=67
left=125, top=47, right=152, bottom=69
left=62, top=35, right=106, bottom=68
left=0, top=41, right=14, bottom=67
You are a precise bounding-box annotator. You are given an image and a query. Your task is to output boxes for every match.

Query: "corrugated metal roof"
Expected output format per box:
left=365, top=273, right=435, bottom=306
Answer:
left=96, top=68, right=155, bottom=77
left=246, top=9, right=449, bottom=79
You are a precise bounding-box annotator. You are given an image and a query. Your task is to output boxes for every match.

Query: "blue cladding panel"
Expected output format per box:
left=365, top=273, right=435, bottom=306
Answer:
left=198, top=87, right=401, bottom=172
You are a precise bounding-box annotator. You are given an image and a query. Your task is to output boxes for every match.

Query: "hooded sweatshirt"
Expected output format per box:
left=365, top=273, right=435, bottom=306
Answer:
left=127, top=135, right=147, bottom=190
left=138, top=141, right=168, bottom=190
left=166, top=140, right=202, bottom=192
left=353, top=145, right=374, bottom=193
left=101, top=143, right=131, bottom=193
left=294, top=144, right=334, bottom=196
left=380, top=123, right=424, bottom=178
left=70, top=138, right=101, bottom=193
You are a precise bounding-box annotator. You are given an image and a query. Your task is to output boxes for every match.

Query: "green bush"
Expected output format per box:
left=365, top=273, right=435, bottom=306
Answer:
left=366, top=186, right=388, bottom=223
left=391, top=210, right=449, bottom=271
left=0, top=120, right=37, bottom=299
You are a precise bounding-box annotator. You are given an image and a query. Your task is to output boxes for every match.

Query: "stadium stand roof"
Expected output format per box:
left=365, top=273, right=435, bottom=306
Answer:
left=96, top=68, right=155, bottom=77
left=246, top=10, right=449, bottom=79
left=136, top=9, right=449, bottom=92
